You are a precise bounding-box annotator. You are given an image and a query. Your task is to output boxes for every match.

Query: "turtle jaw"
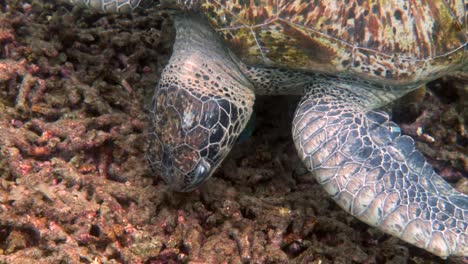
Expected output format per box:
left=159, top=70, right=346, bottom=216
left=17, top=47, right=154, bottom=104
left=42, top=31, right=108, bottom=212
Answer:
left=157, top=147, right=219, bottom=192
left=148, top=133, right=232, bottom=192
left=162, top=156, right=214, bottom=192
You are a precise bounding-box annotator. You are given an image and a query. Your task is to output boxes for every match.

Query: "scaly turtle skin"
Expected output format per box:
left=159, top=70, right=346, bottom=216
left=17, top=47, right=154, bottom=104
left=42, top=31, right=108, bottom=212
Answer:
left=67, top=0, right=467, bottom=258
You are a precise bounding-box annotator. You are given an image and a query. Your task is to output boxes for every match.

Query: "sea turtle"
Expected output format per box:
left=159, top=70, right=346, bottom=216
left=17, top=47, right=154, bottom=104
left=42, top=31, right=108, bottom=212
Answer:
left=66, top=0, right=467, bottom=258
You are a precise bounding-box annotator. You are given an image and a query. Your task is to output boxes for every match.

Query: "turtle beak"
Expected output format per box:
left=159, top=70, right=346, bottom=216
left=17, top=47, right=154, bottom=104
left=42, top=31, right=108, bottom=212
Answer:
left=183, top=158, right=212, bottom=191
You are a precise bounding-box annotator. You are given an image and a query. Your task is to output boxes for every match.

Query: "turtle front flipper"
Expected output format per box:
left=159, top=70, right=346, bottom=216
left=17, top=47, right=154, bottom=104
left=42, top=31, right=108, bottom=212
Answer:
left=292, top=79, right=468, bottom=258
left=148, top=14, right=255, bottom=192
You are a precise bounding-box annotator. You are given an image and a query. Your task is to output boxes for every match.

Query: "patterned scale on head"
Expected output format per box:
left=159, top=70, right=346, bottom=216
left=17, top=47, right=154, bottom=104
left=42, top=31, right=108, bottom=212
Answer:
left=66, top=0, right=467, bottom=258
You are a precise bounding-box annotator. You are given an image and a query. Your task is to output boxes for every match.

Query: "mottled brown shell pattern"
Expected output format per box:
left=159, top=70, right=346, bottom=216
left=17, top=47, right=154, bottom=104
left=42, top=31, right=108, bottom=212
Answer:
left=200, top=0, right=467, bottom=85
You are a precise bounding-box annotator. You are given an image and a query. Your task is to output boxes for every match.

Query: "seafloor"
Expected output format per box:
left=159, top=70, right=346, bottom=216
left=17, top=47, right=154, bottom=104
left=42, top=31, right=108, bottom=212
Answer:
left=0, top=1, right=467, bottom=263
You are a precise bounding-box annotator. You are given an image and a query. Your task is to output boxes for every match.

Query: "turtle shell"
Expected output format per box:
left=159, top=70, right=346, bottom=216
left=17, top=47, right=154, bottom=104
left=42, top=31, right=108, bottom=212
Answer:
left=199, top=0, right=466, bottom=86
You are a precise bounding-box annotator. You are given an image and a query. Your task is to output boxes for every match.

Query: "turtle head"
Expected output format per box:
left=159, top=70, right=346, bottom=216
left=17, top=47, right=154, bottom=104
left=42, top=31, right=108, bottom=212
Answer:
left=147, top=13, right=254, bottom=191
left=148, top=84, right=251, bottom=192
